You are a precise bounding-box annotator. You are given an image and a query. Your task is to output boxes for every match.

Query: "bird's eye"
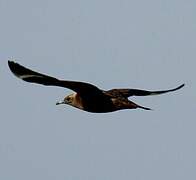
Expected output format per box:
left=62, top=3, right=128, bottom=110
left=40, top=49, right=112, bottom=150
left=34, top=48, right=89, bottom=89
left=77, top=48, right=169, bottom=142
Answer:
left=66, top=97, right=71, bottom=101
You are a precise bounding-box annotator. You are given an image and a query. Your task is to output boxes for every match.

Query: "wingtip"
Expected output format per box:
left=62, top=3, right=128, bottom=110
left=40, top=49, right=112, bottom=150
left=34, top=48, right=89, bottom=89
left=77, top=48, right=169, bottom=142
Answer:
left=177, top=83, right=185, bottom=90
left=8, top=60, right=15, bottom=73
left=8, top=60, right=20, bottom=74
left=8, top=60, right=12, bottom=66
left=8, top=60, right=23, bottom=78
left=8, top=60, right=15, bottom=65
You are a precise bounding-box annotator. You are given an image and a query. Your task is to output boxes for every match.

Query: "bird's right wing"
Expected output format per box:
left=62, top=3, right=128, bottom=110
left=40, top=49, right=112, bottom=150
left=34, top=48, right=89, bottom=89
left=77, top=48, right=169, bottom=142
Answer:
left=107, top=84, right=185, bottom=98
left=8, top=61, right=102, bottom=95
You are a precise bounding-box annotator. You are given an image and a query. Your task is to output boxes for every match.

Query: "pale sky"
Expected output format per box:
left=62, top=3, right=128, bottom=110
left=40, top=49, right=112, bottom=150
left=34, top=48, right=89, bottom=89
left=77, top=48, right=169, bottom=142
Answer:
left=0, top=0, right=195, bottom=179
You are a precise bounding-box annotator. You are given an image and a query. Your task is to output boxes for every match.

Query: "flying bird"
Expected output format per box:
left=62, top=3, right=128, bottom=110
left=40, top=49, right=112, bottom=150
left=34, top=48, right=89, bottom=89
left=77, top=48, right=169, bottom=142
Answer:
left=8, top=61, right=184, bottom=113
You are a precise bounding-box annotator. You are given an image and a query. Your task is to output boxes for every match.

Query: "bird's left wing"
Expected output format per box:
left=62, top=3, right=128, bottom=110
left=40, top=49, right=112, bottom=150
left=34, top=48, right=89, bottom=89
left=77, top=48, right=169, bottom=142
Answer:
left=8, top=61, right=102, bottom=95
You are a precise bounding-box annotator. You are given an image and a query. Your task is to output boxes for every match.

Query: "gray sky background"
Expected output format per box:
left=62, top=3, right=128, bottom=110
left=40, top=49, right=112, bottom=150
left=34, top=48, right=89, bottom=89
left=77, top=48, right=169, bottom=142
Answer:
left=0, top=0, right=195, bottom=179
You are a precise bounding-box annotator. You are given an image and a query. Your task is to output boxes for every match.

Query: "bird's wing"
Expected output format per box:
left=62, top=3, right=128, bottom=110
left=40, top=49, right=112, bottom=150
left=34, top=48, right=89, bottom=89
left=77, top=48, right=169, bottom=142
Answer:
left=107, top=84, right=185, bottom=98
left=8, top=61, right=102, bottom=95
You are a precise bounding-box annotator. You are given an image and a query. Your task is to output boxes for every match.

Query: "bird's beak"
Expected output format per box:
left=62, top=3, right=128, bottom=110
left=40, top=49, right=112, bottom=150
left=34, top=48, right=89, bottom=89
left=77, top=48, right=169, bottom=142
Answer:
left=56, top=100, right=65, bottom=105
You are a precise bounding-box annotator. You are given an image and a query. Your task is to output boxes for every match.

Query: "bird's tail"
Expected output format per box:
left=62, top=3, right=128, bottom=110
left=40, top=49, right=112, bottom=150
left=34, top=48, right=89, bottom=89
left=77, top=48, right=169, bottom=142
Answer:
left=128, top=100, right=152, bottom=110
left=137, top=105, right=152, bottom=111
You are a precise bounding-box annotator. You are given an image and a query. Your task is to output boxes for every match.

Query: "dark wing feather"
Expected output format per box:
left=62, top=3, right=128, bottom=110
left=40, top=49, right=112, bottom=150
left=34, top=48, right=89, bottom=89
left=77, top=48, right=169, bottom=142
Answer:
left=107, top=84, right=185, bottom=98
left=8, top=61, right=102, bottom=95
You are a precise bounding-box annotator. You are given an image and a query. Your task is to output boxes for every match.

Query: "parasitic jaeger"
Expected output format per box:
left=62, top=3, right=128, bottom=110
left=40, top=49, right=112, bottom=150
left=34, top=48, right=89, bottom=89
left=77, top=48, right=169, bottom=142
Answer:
left=8, top=61, right=184, bottom=113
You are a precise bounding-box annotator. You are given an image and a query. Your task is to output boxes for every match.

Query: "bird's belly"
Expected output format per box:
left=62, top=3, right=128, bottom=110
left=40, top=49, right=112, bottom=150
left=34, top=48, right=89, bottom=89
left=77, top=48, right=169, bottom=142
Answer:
left=81, top=96, right=116, bottom=113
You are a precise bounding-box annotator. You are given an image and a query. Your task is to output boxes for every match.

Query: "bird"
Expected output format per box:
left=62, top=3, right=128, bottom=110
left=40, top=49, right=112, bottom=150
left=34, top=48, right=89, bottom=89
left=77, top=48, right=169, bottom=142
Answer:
left=8, top=61, right=184, bottom=113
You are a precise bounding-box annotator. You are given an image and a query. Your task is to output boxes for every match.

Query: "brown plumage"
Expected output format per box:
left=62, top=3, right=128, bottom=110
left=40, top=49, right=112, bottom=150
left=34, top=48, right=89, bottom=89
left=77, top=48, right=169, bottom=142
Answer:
left=8, top=61, right=184, bottom=113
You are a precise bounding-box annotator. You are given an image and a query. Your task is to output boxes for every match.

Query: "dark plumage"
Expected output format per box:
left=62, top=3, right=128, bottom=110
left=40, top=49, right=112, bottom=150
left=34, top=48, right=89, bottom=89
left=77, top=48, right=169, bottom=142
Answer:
left=8, top=61, right=184, bottom=113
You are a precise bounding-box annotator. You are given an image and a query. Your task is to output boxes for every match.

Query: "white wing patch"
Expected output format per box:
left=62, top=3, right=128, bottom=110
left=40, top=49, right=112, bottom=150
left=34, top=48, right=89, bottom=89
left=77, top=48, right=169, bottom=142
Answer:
left=19, top=75, right=43, bottom=79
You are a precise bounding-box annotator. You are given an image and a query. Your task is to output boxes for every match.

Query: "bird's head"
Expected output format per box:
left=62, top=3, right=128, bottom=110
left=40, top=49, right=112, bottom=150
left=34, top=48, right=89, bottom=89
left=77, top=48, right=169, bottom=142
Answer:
left=56, top=93, right=76, bottom=106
